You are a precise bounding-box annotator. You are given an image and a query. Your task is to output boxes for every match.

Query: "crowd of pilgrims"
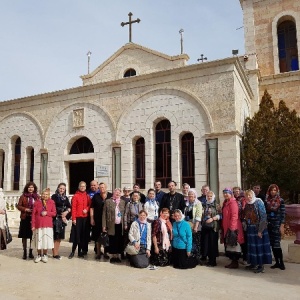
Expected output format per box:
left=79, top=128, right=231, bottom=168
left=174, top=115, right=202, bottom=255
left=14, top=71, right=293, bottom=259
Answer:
left=12, top=180, right=286, bottom=272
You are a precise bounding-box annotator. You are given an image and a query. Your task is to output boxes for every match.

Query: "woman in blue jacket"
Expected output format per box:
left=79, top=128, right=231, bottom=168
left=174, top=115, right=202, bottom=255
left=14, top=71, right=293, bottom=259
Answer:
left=172, top=209, right=197, bottom=269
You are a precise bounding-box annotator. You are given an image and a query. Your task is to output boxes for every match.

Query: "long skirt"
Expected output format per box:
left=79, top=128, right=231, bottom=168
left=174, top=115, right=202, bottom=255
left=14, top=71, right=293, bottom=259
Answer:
left=108, top=224, right=123, bottom=254
left=69, top=217, right=88, bottom=246
left=172, top=247, right=197, bottom=269
left=0, top=228, right=7, bottom=250
left=247, top=225, right=272, bottom=266
left=150, top=245, right=171, bottom=267
left=32, top=227, right=54, bottom=250
left=18, top=216, right=32, bottom=239
left=201, top=227, right=219, bottom=264
left=267, top=221, right=281, bottom=248
left=191, top=231, right=201, bottom=261
left=53, top=217, right=67, bottom=240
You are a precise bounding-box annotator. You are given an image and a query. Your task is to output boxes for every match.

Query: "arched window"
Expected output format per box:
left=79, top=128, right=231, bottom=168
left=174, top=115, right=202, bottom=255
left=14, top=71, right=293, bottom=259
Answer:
left=155, top=120, right=171, bottom=188
left=70, top=137, right=94, bottom=154
left=135, top=137, right=145, bottom=189
left=13, top=137, right=21, bottom=190
left=278, top=20, right=299, bottom=72
left=181, top=133, right=195, bottom=187
left=124, top=68, right=136, bottom=78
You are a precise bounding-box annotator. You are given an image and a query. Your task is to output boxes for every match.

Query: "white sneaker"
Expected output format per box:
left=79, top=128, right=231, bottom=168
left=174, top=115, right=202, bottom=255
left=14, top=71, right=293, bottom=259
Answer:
left=34, top=255, right=41, bottom=263
left=41, top=255, right=48, bottom=263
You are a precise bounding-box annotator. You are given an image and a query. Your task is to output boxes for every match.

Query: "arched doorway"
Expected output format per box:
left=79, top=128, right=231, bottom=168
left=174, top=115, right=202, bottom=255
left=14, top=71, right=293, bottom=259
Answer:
left=69, top=137, right=94, bottom=194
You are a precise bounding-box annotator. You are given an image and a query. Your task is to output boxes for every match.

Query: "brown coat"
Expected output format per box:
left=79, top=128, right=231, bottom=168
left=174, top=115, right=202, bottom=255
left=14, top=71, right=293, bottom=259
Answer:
left=102, top=198, right=125, bottom=236
left=17, top=195, right=39, bottom=220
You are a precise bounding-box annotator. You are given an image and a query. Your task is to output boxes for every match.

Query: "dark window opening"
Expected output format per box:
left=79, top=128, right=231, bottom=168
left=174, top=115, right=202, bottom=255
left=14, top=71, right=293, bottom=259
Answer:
left=70, top=137, right=94, bottom=154
left=30, top=148, right=34, bottom=182
left=135, top=138, right=145, bottom=189
left=0, top=151, right=4, bottom=189
left=13, top=137, right=21, bottom=190
left=155, top=120, right=171, bottom=188
left=124, top=68, right=136, bottom=78
left=182, top=133, right=195, bottom=188
left=278, top=20, right=299, bottom=72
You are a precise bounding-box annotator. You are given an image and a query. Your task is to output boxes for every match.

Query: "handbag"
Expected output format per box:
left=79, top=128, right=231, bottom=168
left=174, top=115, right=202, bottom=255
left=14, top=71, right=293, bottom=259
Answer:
left=5, top=211, right=12, bottom=244
left=129, top=247, right=149, bottom=268
left=125, top=241, right=139, bottom=256
left=99, top=232, right=109, bottom=247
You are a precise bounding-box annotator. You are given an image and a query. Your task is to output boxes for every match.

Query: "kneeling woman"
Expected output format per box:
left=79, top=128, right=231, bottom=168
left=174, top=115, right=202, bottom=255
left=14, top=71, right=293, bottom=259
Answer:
left=128, top=210, right=151, bottom=268
left=172, top=209, right=197, bottom=269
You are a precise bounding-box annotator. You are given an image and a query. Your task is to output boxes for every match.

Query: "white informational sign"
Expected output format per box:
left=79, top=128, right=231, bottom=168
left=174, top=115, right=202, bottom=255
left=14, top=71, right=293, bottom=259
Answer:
left=96, top=165, right=109, bottom=177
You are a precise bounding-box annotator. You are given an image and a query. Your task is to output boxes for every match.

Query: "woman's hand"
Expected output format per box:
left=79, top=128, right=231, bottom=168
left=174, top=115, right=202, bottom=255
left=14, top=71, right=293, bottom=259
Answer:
left=280, top=224, right=285, bottom=238
left=154, top=246, right=159, bottom=254
left=90, top=218, right=95, bottom=226
left=25, top=208, right=32, bottom=213
left=83, top=209, right=87, bottom=214
left=134, top=242, right=140, bottom=250
left=258, top=232, right=262, bottom=238
left=102, top=226, right=107, bottom=232
left=187, top=251, right=191, bottom=257
left=206, top=217, right=214, bottom=224
left=41, top=211, right=47, bottom=216
left=72, top=220, right=76, bottom=225
left=146, top=250, right=151, bottom=257
left=32, top=227, right=35, bottom=231
left=193, top=227, right=198, bottom=233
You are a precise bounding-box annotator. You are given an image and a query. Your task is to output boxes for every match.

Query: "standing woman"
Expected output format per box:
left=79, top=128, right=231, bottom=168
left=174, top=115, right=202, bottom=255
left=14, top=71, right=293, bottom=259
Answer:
left=184, top=189, right=202, bottom=263
left=17, top=181, right=39, bottom=259
left=144, top=189, right=159, bottom=223
left=124, top=192, right=143, bottom=230
left=0, top=188, right=7, bottom=250
left=221, top=188, right=244, bottom=269
left=102, top=188, right=126, bottom=263
left=201, top=191, right=221, bottom=267
left=243, top=190, right=272, bottom=273
left=265, top=184, right=286, bottom=270
left=172, top=209, right=197, bottom=269
left=31, top=188, right=57, bottom=263
left=51, top=183, right=71, bottom=259
left=69, top=181, right=91, bottom=259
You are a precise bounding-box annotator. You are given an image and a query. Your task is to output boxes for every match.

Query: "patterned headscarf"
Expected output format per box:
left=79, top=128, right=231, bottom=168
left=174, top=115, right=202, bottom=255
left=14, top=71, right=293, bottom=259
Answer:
left=266, top=184, right=281, bottom=212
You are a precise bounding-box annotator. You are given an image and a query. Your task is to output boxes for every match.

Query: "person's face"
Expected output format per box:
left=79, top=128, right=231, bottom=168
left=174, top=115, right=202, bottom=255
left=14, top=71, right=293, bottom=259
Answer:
left=41, top=191, right=50, bottom=201
left=90, top=181, right=98, bottom=192
left=245, top=192, right=253, bottom=203
left=207, top=192, right=213, bottom=202
left=139, top=212, right=147, bottom=222
left=160, top=211, right=169, bottom=220
left=114, top=189, right=121, bottom=198
left=174, top=212, right=181, bottom=222
left=154, top=182, right=161, bottom=191
left=253, top=186, right=261, bottom=195
left=188, top=192, right=195, bottom=203
left=133, top=185, right=139, bottom=192
left=201, top=186, right=209, bottom=196
left=223, top=192, right=231, bottom=200
left=79, top=183, right=86, bottom=192
left=123, top=189, right=130, bottom=196
left=27, top=185, right=34, bottom=193
left=58, top=185, right=66, bottom=195
left=168, top=182, right=176, bottom=193
left=270, top=187, right=277, bottom=197
left=132, top=193, right=139, bottom=202
left=182, top=185, right=189, bottom=195
left=233, top=189, right=240, bottom=198
left=99, top=184, right=106, bottom=193
left=148, top=190, right=155, bottom=199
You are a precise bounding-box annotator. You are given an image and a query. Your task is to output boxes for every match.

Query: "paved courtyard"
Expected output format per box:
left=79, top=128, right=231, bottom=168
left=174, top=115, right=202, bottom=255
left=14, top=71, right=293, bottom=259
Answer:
left=0, top=229, right=299, bottom=300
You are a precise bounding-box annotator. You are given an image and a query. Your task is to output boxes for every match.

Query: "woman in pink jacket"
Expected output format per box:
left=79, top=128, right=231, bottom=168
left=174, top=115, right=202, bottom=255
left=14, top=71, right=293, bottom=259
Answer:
left=221, top=188, right=244, bottom=269
left=31, top=188, right=57, bottom=263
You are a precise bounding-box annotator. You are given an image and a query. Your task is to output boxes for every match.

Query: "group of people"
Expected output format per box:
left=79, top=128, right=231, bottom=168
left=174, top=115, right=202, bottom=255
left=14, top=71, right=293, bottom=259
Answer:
left=13, top=179, right=285, bottom=272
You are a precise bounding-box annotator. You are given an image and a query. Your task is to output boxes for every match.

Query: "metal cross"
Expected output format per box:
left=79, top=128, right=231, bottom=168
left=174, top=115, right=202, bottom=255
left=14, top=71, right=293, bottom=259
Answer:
left=87, top=51, right=92, bottom=74
left=121, top=12, right=141, bottom=43
left=197, top=54, right=207, bottom=63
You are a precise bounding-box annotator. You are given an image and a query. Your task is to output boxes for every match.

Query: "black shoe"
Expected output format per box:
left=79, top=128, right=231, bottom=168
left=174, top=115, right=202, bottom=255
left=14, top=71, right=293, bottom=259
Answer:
left=28, top=249, right=34, bottom=259
left=78, top=252, right=84, bottom=258
left=110, top=258, right=116, bottom=263
left=68, top=252, right=75, bottom=259
left=121, top=252, right=125, bottom=260
left=22, top=250, right=27, bottom=260
left=270, top=263, right=280, bottom=269
left=104, top=253, right=110, bottom=259
left=53, top=255, right=62, bottom=260
left=254, top=265, right=265, bottom=273
left=206, top=261, right=216, bottom=267
left=245, top=264, right=257, bottom=270
left=279, top=262, right=286, bottom=270
left=95, top=254, right=101, bottom=260
left=115, top=258, right=122, bottom=263
left=200, top=256, right=207, bottom=262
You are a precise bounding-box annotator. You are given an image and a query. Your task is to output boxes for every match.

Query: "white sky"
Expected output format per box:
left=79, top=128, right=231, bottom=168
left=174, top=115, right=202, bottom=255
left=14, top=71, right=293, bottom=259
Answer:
left=0, top=0, right=245, bottom=101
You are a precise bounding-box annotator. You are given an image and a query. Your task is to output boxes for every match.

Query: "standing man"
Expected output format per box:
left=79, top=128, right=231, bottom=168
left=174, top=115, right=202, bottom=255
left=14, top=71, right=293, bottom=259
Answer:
left=154, top=180, right=165, bottom=206
left=253, top=184, right=266, bottom=201
left=160, top=180, right=185, bottom=220
left=130, top=183, right=146, bottom=204
left=198, top=185, right=210, bottom=205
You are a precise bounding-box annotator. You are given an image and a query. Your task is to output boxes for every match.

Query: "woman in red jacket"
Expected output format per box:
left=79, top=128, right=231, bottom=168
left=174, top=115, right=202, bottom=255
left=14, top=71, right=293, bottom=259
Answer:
left=69, top=181, right=91, bottom=259
left=31, top=188, right=57, bottom=263
left=221, top=188, right=244, bottom=269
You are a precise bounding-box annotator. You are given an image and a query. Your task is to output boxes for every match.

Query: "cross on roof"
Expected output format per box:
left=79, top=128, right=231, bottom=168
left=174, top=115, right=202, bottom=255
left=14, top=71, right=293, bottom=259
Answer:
left=197, top=54, right=207, bottom=63
left=121, top=12, right=141, bottom=43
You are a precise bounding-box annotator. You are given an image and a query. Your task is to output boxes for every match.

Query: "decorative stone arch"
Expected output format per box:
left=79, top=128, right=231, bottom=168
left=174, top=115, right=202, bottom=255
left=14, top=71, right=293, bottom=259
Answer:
left=272, top=11, right=300, bottom=74
left=44, top=102, right=116, bottom=148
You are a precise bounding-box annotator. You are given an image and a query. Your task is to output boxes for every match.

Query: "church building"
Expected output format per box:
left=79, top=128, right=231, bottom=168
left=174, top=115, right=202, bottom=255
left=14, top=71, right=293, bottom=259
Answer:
left=0, top=0, right=299, bottom=198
